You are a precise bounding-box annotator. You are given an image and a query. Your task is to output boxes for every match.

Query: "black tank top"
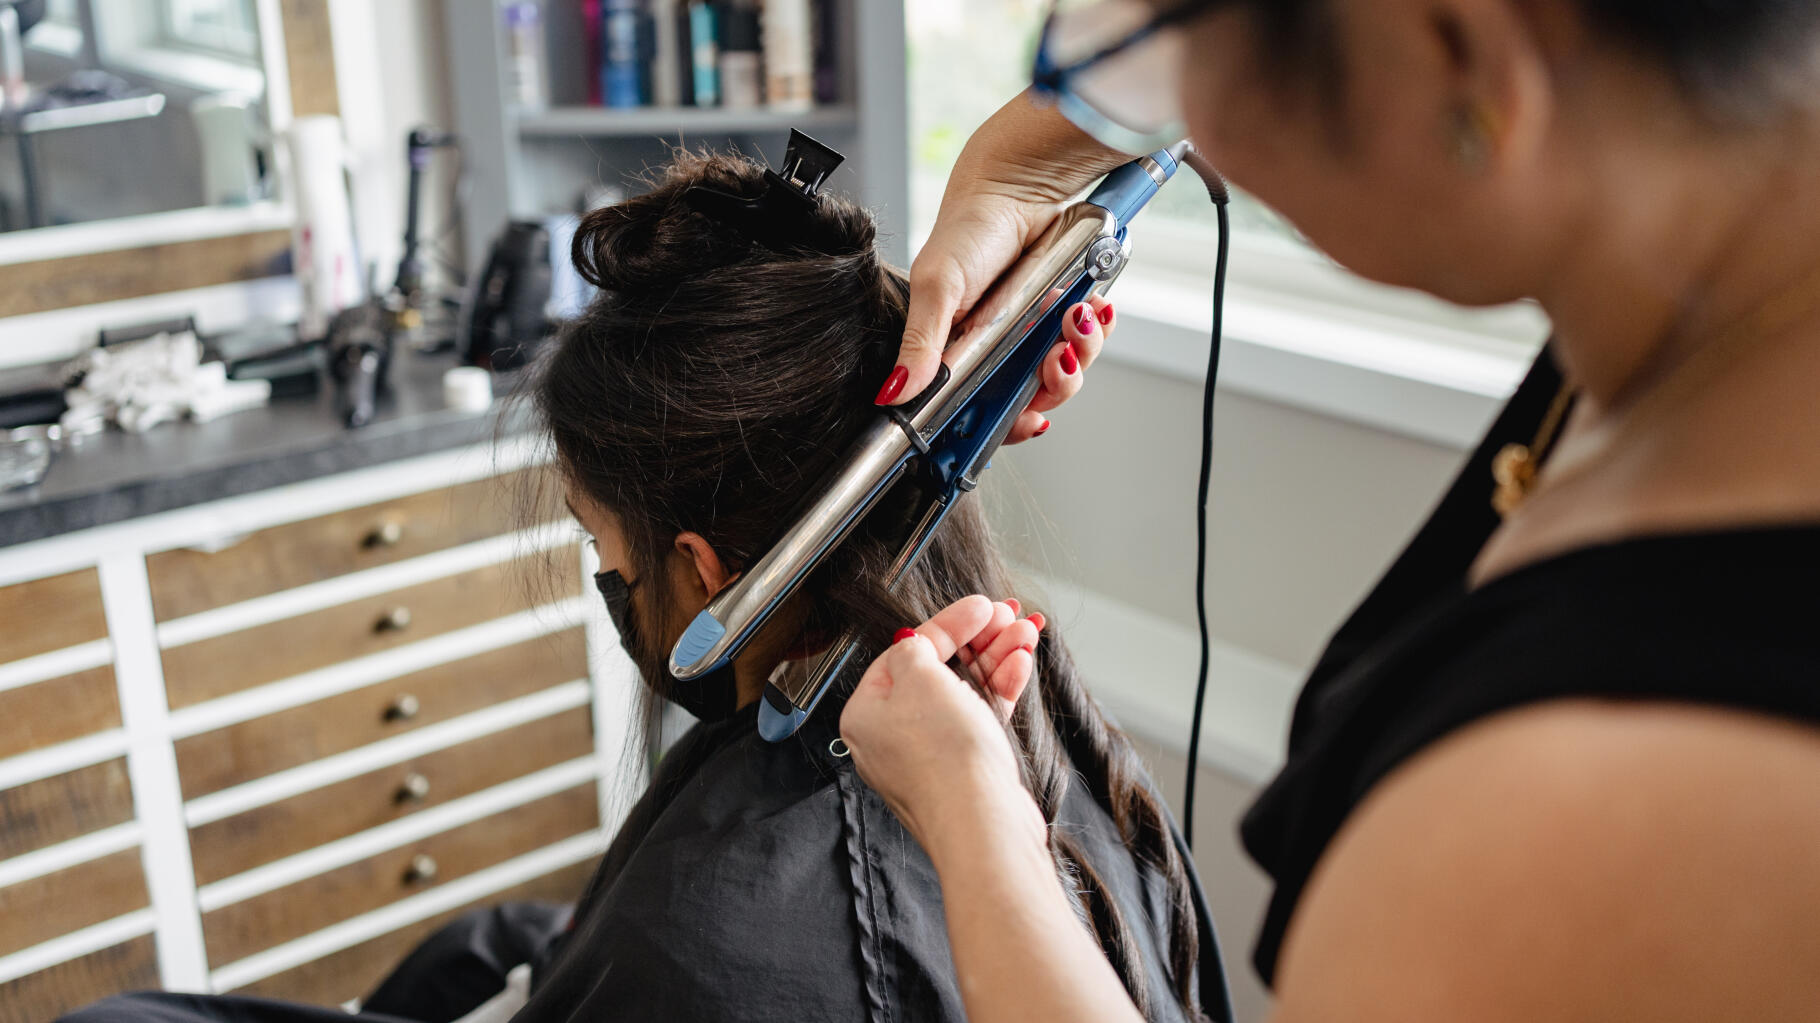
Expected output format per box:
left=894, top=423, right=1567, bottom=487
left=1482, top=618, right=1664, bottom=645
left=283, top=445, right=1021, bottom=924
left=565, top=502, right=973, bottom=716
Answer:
left=1240, top=347, right=1820, bottom=984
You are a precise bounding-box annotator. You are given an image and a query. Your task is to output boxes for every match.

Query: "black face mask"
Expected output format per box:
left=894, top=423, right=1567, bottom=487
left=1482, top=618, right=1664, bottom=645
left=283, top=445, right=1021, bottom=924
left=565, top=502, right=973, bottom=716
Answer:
left=594, top=569, right=742, bottom=722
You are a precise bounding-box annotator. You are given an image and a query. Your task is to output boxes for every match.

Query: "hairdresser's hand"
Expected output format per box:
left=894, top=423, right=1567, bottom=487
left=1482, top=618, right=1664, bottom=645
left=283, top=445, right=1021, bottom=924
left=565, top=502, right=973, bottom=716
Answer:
left=840, top=595, right=1047, bottom=855
left=883, top=93, right=1126, bottom=443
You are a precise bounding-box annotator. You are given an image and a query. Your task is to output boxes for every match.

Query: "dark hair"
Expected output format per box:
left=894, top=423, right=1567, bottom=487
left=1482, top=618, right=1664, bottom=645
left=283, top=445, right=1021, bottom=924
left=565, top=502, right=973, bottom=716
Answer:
left=1228, top=0, right=1820, bottom=117
left=533, top=150, right=1208, bottom=1020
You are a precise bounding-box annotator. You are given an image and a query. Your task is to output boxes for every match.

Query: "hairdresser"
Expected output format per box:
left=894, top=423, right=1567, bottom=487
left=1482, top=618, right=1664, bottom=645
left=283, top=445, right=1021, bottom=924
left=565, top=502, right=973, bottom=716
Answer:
left=846, top=0, right=1820, bottom=1020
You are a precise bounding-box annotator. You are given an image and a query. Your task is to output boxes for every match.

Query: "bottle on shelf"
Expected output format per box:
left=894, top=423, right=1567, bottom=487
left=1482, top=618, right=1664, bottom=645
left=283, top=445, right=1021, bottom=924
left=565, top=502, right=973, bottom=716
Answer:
left=762, top=0, right=813, bottom=112
left=651, top=0, right=682, bottom=106
left=717, top=0, right=763, bottom=109
left=502, top=2, right=548, bottom=110
left=686, top=1, right=720, bottom=106
left=601, top=0, right=652, bottom=108
left=812, top=0, right=839, bottom=105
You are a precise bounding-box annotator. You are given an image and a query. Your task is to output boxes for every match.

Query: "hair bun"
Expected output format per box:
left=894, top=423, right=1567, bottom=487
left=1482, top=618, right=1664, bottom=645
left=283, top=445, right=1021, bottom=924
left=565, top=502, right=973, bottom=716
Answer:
left=569, top=150, right=876, bottom=295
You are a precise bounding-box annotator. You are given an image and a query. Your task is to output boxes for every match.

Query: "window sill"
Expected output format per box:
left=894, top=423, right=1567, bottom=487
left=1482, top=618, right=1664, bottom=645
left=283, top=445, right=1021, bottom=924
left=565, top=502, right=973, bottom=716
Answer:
left=1022, top=569, right=1301, bottom=785
left=1107, top=266, right=1548, bottom=450
left=106, top=44, right=265, bottom=98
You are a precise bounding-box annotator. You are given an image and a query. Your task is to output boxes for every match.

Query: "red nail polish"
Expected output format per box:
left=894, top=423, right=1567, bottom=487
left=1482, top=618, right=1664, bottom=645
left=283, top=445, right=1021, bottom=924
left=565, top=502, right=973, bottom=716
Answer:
left=1035, top=418, right=1051, bottom=436
left=1060, top=343, right=1079, bottom=375
left=1027, top=612, right=1046, bottom=631
left=893, top=627, right=918, bottom=644
left=1018, top=643, right=1036, bottom=655
left=874, top=366, right=909, bottom=405
left=1005, top=598, right=1021, bottom=614
left=1097, top=303, right=1114, bottom=326
left=1074, top=306, right=1092, bottom=333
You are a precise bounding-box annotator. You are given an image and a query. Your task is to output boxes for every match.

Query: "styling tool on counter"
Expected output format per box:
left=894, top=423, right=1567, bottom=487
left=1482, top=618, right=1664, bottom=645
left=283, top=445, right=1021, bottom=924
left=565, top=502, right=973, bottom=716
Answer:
left=666, top=130, right=1187, bottom=741
left=326, top=300, right=392, bottom=428
left=462, top=219, right=553, bottom=371
left=390, top=126, right=461, bottom=351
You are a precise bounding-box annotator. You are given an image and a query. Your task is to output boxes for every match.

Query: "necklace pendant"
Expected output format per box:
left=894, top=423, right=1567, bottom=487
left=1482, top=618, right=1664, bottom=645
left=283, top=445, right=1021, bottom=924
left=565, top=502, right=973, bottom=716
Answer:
left=1491, top=442, right=1538, bottom=518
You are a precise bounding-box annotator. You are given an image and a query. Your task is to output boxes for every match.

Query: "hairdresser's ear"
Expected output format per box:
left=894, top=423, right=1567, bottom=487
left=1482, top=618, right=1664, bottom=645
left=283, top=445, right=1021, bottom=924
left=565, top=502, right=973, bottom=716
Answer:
left=671, top=531, right=736, bottom=607
left=1422, top=0, right=1554, bottom=176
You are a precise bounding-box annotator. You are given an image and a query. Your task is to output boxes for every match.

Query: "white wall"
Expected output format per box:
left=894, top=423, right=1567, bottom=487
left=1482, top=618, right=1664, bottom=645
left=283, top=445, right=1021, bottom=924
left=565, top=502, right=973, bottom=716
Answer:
left=987, top=354, right=1467, bottom=672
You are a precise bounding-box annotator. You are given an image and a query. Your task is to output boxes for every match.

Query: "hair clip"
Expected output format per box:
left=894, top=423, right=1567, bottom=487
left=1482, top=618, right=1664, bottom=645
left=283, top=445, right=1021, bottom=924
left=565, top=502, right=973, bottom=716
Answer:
left=684, top=129, right=848, bottom=253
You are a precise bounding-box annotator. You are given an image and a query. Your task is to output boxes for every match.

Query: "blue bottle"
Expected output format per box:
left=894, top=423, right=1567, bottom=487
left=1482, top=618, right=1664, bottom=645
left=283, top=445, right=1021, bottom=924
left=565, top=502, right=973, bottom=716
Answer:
left=602, top=0, right=651, bottom=107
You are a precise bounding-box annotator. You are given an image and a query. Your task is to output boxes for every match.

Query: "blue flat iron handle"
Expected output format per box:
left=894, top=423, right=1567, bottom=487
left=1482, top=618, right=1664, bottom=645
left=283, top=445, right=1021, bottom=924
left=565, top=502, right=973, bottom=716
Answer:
left=758, top=248, right=1122, bottom=741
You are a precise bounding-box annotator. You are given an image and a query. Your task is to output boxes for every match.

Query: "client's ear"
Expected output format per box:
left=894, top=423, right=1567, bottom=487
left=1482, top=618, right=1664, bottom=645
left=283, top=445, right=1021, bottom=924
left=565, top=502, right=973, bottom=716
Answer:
left=670, top=532, right=736, bottom=607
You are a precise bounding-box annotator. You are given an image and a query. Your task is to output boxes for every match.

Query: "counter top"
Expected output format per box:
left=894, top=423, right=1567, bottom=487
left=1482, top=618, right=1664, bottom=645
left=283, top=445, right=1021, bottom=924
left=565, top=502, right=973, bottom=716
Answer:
left=0, top=352, right=529, bottom=547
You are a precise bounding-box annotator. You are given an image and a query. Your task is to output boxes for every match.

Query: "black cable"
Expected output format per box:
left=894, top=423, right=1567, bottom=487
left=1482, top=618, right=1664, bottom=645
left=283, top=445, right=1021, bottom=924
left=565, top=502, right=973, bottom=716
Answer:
left=1182, top=151, right=1230, bottom=850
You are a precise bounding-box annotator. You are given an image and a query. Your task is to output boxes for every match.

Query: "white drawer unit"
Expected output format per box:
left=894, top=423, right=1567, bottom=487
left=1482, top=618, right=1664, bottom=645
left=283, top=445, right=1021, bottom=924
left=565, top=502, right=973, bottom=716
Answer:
left=0, top=439, right=639, bottom=1019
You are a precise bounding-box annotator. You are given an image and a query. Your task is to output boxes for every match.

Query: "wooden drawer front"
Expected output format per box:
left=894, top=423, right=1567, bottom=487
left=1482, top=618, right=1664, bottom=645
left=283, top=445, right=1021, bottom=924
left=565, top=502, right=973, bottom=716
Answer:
left=0, top=665, right=121, bottom=761
left=0, top=934, right=159, bottom=1023
left=190, top=708, right=596, bottom=885
left=146, top=468, right=553, bottom=622
left=203, top=782, right=598, bottom=966
left=161, top=551, right=581, bottom=709
left=175, top=630, right=588, bottom=799
left=235, top=859, right=593, bottom=1007
left=0, top=849, right=148, bottom=957
left=0, top=568, right=107, bottom=664
left=0, top=759, right=135, bottom=860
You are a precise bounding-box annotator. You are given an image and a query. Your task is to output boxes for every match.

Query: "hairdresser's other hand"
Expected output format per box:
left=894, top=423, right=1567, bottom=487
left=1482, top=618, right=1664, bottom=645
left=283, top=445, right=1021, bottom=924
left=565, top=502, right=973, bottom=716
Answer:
left=883, top=93, right=1125, bottom=441
left=840, top=595, right=1046, bottom=855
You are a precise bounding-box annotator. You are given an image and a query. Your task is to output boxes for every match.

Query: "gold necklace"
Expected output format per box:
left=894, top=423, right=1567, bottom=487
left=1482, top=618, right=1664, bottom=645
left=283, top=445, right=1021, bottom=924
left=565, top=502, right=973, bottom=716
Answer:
left=1491, top=382, right=1577, bottom=519
left=1492, top=255, right=1820, bottom=519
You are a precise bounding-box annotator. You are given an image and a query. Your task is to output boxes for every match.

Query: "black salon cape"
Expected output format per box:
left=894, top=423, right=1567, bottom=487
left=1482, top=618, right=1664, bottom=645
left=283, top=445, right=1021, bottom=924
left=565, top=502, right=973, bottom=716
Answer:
left=60, top=703, right=1231, bottom=1023
left=520, top=702, right=1233, bottom=1021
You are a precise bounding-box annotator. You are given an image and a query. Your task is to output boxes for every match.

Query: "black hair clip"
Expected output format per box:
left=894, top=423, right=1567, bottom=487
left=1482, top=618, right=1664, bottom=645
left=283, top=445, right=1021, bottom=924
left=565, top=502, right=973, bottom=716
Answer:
left=684, top=129, right=848, bottom=253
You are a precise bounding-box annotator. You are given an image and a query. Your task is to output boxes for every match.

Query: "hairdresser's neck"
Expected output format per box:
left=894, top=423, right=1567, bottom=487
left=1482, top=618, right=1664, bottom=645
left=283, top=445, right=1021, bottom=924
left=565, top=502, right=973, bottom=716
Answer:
left=1537, top=113, right=1820, bottom=411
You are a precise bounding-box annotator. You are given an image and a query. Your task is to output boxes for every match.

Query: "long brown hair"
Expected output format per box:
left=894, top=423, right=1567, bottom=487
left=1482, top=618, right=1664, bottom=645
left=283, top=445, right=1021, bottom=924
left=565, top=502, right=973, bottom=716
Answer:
left=532, top=150, right=1207, bottom=1020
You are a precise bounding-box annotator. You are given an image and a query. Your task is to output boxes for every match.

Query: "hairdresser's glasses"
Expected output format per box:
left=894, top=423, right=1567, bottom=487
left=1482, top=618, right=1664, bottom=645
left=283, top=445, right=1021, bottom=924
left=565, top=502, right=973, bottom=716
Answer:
left=1030, top=0, right=1209, bottom=155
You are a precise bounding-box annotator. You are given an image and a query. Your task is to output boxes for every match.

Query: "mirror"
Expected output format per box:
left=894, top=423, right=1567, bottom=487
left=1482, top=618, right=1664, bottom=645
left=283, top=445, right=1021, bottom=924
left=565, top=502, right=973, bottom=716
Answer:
left=0, top=0, right=277, bottom=234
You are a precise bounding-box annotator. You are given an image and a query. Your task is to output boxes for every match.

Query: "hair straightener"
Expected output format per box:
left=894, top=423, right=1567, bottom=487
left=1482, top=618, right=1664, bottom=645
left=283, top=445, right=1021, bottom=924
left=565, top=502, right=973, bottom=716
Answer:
left=670, top=133, right=1204, bottom=744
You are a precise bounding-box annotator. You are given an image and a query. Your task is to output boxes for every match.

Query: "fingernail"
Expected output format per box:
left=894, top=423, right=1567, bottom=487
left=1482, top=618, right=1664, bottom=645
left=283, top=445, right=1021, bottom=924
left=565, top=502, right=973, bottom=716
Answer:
left=1035, top=418, right=1050, bottom=436
left=874, top=366, right=909, bottom=405
left=1097, top=303, right=1114, bottom=326
left=1027, top=612, right=1046, bottom=631
left=1074, top=306, right=1093, bottom=334
left=1060, top=343, right=1079, bottom=375
left=893, top=627, right=918, bottom=644
left=1005, top=598, right=1021, bottom=614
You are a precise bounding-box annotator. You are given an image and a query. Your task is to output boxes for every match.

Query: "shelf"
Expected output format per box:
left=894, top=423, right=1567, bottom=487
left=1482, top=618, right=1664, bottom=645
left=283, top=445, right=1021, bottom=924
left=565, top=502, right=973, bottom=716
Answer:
left=513, top=104, right=858, bottom=139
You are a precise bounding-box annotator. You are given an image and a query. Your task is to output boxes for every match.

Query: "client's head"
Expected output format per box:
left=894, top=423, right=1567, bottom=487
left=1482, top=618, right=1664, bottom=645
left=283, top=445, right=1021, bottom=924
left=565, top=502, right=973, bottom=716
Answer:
left=533, top=149, right=938, bottom=708
left=533, top=150, right=1207, bottom=1020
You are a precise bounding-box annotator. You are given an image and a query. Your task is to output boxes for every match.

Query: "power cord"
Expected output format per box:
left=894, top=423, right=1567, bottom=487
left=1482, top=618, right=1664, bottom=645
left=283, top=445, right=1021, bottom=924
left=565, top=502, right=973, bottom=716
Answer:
left=1181, top=147, right=1230, bottom=850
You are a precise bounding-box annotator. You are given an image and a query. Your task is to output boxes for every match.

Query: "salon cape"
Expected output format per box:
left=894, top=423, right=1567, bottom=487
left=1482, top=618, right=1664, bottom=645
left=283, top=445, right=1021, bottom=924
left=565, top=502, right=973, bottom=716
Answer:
left=516, top=702, right=1233, bottom=1022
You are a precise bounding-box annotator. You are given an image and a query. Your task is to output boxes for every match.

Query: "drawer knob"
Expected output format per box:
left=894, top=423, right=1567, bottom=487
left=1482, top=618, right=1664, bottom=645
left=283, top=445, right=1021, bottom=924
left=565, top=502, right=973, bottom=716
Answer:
left=396, top=772, right=431, bottom=803
left=385, top=693, right=421, bottom=722
left=364, top=521, right=406, bottom=548
left=404, top=853, right=438, bottom=884
left=375, top=606, right=414, bottom=633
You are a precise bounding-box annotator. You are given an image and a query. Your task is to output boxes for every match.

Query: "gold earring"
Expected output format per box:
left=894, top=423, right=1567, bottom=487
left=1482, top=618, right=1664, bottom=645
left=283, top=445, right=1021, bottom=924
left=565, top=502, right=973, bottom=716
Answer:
left=1449, top=101, right=1500, bottom=171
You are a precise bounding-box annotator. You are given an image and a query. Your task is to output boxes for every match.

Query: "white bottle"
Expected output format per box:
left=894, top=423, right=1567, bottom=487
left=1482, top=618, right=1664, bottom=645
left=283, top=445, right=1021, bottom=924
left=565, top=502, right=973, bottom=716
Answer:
left=718, top=1, right=763, bottom=109
left=762, top=0, right=814, bottom=112
left=651, top=0, right=683, bottom=107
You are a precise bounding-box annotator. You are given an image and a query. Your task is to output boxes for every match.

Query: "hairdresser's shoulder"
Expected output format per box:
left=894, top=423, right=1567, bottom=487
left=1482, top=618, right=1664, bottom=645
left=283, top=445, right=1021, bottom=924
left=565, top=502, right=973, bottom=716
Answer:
left=1268, top=698, right=1820, bottom=1023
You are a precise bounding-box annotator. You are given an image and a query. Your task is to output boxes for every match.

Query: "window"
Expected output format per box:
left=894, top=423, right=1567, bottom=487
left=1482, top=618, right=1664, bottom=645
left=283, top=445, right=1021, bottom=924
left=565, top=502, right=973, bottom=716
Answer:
left=907, top=0, right=1299, bottom=249
left=159, top=0, right=261, bottom=63
left=906, top=1, right=1547, bottom=370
